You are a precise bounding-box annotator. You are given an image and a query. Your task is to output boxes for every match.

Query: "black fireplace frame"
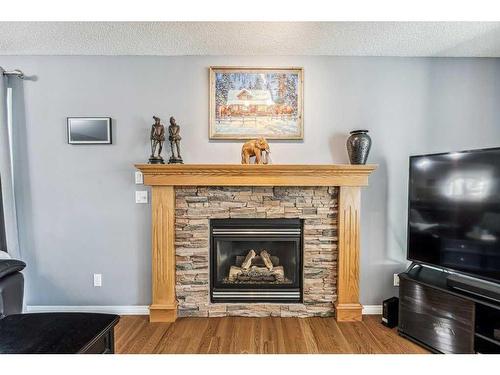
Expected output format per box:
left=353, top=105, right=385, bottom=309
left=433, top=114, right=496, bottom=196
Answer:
left=210, top=218, right=304, bottom=303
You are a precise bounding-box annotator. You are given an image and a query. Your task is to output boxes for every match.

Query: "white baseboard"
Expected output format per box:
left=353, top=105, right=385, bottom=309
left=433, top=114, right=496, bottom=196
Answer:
left=26, top=304, right=382, bottom=316
left=362, top=305, right=383, bottom=315
left=25, top=305, right=150, bottom=315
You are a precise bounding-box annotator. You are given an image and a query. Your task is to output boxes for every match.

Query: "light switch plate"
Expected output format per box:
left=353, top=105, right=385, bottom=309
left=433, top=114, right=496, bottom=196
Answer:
left=393, top=273, right=400, bottom=287
left=135, top=171, right=143, bottom=184
left=135, top=190, right=148, bottom=204
left=94, top=273, right=102, bottom=287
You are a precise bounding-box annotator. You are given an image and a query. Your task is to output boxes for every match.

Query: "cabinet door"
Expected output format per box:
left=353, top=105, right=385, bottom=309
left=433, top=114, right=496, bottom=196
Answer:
left=399, top=278, right=475, bottom=353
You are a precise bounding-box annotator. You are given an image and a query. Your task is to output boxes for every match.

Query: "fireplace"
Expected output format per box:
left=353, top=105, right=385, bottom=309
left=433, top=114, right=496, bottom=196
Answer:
left=137, top=163, right=376, bottom=322
left=210, top=218, right=303, bottom=303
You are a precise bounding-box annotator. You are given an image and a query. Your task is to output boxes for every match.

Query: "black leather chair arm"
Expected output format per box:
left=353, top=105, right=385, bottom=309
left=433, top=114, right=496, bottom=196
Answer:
left=0, top=260, right=26, bottom=279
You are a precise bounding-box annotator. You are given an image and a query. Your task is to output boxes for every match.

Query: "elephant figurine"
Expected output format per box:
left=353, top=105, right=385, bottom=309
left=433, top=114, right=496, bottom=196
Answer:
left=241, top=137, right=271, bottom=164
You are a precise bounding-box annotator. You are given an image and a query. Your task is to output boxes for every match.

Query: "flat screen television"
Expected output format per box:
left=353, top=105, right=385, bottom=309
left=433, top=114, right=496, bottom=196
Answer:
left=408, top=147, right=500, bottom=283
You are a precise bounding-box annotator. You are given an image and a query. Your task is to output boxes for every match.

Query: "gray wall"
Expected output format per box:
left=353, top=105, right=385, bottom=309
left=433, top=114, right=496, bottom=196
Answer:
left=2, top=55, right=500, bottom=306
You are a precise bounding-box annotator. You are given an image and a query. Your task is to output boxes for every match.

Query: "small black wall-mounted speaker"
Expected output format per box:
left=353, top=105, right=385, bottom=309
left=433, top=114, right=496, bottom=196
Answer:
left=381, top=296, right=399, bottom=328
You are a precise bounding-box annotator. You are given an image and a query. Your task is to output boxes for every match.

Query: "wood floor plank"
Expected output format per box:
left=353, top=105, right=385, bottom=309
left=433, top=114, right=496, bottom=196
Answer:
left=215, top=316, right=236, bottom=354
left=230, top=317, right=255, bottom=353
left=307, top=317, right=352, bottom=353
left=196, top=317, right=221, bottom=354
left=114, top=315, right=140, bottom=348
left=205, top=318, right=223, bottom=354
left=114, top=315, right=430, bottom=354
left=281, top=317, right=309, bottom=353
left=180, top=318, right=211, bottom=353
left=337, top=320, right=387, bottom=354
left=298, top=318, right=320, bottom=354
left=252, top=318, right=263, bottom=354
left=138, top=324, right=172, bottom=354
left=269, top=317, right=287, bottom=353
left=362, top=315, right=428, bottom=354
left=124, top=322, right=171, bottom=354
left=152, top=318, right=189, bottom=354
left=115, top=316, right=149, bottom=353
left=260, top=317, right=279, bottom=353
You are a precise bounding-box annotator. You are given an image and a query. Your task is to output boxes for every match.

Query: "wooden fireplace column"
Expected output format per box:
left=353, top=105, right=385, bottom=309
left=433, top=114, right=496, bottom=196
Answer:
left=150, top=185, right=177, bottom=322
left=135, top=164, right=376, bottom=323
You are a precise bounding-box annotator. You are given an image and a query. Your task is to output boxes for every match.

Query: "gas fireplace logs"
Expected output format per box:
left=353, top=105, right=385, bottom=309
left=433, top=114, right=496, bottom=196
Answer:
left=260, top=250, right=274, bottom=271
left=241, top=249, right=256, bottom=270
left=226, top=250, right=287, bottom=283
left=235, top=254, right=280, bottom=268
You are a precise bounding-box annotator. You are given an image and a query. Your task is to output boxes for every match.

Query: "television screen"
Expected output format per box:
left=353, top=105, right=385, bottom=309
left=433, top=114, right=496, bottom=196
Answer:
left=408, top=148, right=500, bottom=282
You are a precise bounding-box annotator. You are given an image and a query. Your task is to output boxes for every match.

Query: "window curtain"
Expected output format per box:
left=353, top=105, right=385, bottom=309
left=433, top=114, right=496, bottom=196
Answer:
left=0, top=67, right=21, bottom=259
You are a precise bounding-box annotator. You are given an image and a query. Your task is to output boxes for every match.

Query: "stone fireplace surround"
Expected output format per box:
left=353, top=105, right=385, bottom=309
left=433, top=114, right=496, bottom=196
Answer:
left=176, top=186, right=338, bottom=317
left=135, top=164, right=376, bottom=323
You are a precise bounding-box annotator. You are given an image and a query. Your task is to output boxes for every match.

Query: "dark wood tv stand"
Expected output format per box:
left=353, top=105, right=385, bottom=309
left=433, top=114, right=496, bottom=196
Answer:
left=398, top=265, right=500, bottom=354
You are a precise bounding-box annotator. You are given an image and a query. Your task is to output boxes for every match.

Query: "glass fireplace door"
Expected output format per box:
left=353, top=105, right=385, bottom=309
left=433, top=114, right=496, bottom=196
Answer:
left=210, top=219, right=303, bottom=303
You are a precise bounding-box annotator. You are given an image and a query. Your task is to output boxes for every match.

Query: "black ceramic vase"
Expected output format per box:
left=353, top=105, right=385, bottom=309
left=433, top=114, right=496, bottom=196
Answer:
left=346, top=130, right=372, bottom=165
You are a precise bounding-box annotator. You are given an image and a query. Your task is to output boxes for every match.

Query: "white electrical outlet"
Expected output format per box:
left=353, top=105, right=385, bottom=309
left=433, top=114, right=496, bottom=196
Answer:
left=393, top=273, right=400, bottom=287
left=94, top=273, right=102, bottom=287
left=135, top=190, right=148, bottom=204
left=135, top=171, right=143, bottom=184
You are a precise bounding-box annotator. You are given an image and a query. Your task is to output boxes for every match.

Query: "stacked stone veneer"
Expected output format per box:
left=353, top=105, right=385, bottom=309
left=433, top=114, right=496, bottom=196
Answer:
left=175, top=186, right=339, bottom=317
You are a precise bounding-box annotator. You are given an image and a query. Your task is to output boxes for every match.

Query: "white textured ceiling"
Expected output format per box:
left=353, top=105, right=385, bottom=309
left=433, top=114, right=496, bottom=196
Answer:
left=2, top=22, right=500, bottom=56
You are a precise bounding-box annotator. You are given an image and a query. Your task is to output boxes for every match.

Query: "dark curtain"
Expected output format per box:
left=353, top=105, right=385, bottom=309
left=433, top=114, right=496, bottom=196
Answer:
left=0, top=177, right=6, bottom=252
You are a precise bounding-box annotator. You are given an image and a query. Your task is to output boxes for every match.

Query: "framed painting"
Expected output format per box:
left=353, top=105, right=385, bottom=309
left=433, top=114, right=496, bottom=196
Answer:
left=209, top=67, right=304, bottom=140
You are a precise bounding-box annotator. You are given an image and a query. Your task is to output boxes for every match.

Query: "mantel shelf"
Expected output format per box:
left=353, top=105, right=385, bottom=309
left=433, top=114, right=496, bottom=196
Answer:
left=135, top=163, right=377, bottom=187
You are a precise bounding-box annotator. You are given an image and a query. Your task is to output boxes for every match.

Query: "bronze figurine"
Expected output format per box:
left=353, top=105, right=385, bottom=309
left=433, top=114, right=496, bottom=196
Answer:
left=149, top=116, right=165, bottom=164
left=168, top=116, right=183, bottom=164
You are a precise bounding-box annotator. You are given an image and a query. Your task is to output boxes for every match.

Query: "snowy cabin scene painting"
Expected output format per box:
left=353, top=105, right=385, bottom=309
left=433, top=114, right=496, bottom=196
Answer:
left=209, top=67, right=303, bottom=140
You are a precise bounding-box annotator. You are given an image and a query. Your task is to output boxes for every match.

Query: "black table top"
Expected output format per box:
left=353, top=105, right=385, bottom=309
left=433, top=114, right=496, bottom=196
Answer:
left=0, top=313, right=120, bottom=354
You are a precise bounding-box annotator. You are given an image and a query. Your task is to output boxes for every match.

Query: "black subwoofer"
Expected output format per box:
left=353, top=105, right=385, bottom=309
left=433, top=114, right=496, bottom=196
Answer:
left=381, top=296, right=399, bottom=328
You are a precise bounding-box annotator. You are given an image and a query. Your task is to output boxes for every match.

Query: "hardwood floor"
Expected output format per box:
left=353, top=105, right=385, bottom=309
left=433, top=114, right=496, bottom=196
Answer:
left=115, top=315, right=429, bottom=354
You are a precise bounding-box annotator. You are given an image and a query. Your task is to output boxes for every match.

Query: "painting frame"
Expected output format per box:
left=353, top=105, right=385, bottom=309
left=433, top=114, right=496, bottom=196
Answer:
left=209, top=66, right=304, bottom=140
left=67, top=117, right=112, bottom=145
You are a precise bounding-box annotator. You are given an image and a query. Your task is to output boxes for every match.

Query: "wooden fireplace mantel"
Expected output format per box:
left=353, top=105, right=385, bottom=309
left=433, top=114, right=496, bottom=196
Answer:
left=135, top=163, right=377, bottom=323
left=136, top=163, right=375, bottom=187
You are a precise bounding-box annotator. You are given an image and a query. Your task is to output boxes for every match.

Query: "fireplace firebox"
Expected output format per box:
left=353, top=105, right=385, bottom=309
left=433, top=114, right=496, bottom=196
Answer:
left=210, top=218, right=303, bottom=303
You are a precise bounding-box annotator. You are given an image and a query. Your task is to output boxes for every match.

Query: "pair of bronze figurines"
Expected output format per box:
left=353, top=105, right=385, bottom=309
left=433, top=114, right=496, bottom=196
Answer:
left=149, top=116, right=183, bottom=164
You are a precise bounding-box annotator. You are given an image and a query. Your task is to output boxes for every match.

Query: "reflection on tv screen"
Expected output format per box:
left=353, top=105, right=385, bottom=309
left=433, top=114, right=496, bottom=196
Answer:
left=408, top=148, right=500, bottom=282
